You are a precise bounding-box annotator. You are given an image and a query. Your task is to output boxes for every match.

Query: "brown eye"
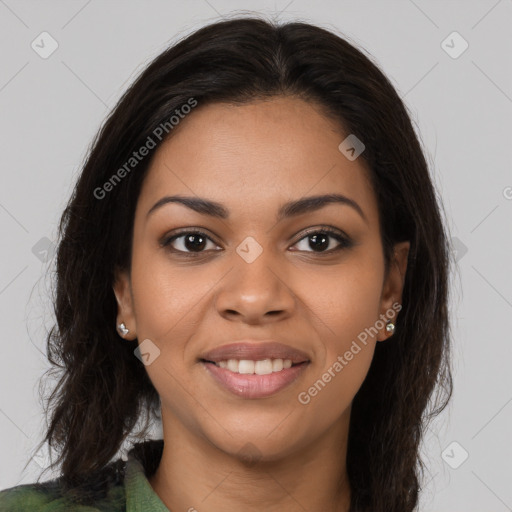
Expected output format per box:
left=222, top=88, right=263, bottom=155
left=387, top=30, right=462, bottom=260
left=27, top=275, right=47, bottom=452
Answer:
left=162, top=230, right=219, bottom=254
left=160, top=226, right=353, bottom=258
left=290, top=227, right=353, bottom=254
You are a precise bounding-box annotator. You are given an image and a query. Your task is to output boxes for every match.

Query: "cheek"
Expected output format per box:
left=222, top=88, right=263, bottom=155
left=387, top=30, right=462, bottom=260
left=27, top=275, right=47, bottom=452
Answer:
left=130, top=247, right=207, bottom=340
left=297, top=279, right=380, bottom=427
left=309, top=252, right=384, bottom=345
left=301, top=250, right=383, bottom=402
left=128, top=250, right=205, bottom=413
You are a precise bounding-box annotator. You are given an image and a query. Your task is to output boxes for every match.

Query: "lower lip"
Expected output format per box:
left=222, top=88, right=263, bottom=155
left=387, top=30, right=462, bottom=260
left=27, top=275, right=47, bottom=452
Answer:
left=202, top=361, right=310, bottom=399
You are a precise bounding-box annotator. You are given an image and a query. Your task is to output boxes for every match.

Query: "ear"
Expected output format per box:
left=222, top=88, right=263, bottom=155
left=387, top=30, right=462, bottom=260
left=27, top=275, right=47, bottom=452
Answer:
left=377, top=241, right=410, bottom=341
left=113, top=266, right=137, bottom=340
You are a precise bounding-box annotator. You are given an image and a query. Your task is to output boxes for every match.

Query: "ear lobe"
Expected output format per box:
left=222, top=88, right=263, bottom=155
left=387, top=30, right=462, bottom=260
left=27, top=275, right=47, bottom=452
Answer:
left=113, top=267, right=137, bottom=340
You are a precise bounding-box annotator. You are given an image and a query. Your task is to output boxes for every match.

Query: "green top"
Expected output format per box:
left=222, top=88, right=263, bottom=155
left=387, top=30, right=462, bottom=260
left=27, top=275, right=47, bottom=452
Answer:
left=0, top=440, right=170, bottom=511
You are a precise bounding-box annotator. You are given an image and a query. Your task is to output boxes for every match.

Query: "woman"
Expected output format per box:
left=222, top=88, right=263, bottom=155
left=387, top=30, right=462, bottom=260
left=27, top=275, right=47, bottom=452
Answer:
left=0, top=15, right=453, bottom=512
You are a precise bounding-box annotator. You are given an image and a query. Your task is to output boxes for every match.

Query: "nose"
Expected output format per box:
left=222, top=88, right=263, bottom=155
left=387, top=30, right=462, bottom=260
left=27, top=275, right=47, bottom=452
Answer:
left=214, top=244, right=296, bottom=325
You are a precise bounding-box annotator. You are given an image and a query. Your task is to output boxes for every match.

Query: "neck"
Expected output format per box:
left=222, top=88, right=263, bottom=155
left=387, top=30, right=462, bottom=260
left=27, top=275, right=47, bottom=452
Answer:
left=148, top=408, right=352, bottom=512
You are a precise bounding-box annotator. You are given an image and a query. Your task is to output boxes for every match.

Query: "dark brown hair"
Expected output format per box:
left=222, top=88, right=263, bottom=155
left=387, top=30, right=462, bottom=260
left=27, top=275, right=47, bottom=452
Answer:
left=30, top=15, right=453, bottom=511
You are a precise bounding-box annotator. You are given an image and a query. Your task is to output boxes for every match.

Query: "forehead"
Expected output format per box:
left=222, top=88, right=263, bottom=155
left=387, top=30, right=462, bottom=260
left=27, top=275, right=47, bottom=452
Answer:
left=137, top=96, right=378, bottom=226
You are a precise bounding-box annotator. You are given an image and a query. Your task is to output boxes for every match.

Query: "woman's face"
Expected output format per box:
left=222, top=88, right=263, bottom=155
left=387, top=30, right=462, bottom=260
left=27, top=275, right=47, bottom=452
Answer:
left=114, top=96, right=409, bottom=460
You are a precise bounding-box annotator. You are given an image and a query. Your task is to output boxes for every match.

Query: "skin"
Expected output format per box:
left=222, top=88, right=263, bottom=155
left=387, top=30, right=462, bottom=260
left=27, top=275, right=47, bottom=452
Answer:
left=113, top=96, right=409, bottom=512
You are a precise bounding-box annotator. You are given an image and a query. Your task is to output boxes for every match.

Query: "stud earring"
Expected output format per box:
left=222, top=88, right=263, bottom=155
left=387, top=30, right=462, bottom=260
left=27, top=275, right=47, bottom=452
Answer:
left=385, top=321, right=395, bottom=335
left=117, top=322, right=129, bottom=336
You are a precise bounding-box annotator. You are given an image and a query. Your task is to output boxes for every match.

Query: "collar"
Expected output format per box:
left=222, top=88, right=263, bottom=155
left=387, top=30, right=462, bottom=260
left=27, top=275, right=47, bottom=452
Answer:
left=124, top=439, right=170, bottom=511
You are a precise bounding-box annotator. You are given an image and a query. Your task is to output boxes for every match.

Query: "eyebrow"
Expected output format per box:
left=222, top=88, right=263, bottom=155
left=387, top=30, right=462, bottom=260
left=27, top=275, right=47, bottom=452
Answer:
left=146, top=193, right=368, bottom=224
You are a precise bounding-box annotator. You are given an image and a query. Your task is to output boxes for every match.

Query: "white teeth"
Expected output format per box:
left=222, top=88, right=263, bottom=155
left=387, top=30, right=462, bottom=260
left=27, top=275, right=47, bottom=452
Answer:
left=254, top=359, right=273, bottom=375
left=272, top=359, right=283, bottom=372
left=238, top=360, right=255, bottom=374
left=227, top=359, right=238, bottom=372
left=213, top=358, right=296, bottom=374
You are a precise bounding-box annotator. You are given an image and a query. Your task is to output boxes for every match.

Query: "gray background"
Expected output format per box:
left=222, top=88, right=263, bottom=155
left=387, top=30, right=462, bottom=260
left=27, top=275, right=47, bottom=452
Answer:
left=1, top=1, right=511, bottom=510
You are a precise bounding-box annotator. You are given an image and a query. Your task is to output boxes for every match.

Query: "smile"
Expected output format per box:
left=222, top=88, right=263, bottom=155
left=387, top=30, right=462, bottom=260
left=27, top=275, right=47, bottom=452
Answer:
left=201, top=359, right=310, bottom=399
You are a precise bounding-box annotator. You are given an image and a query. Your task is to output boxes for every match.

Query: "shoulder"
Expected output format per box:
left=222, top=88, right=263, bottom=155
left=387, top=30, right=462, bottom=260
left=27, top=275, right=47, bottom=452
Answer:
left=0, top=479, right=62, bottom=511
left=0, top=478, right=96, bottom=511
left=0, top=462, right=126, bottom=511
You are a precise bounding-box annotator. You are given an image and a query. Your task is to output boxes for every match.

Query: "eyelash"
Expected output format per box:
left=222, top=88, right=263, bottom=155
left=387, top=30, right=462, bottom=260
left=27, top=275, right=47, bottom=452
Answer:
left=160, top=225, right=353, bottom=257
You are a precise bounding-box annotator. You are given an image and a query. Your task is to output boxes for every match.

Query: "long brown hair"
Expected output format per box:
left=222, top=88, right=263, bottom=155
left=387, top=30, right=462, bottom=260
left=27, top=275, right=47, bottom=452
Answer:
left=31, top=15, right=453, bottom=511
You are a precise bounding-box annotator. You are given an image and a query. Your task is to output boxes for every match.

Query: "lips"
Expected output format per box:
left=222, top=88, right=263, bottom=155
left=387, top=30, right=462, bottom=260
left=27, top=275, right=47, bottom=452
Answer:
left=199, top=340, right=310, bottom=365
left=203, top=361, right=309, bottom=399
left=198, top=340, right=311, bottom=399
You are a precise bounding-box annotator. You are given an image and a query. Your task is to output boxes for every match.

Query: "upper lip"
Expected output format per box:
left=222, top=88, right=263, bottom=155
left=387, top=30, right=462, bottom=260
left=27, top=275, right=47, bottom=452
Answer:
left=199, top=341, right=310, bottom=364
